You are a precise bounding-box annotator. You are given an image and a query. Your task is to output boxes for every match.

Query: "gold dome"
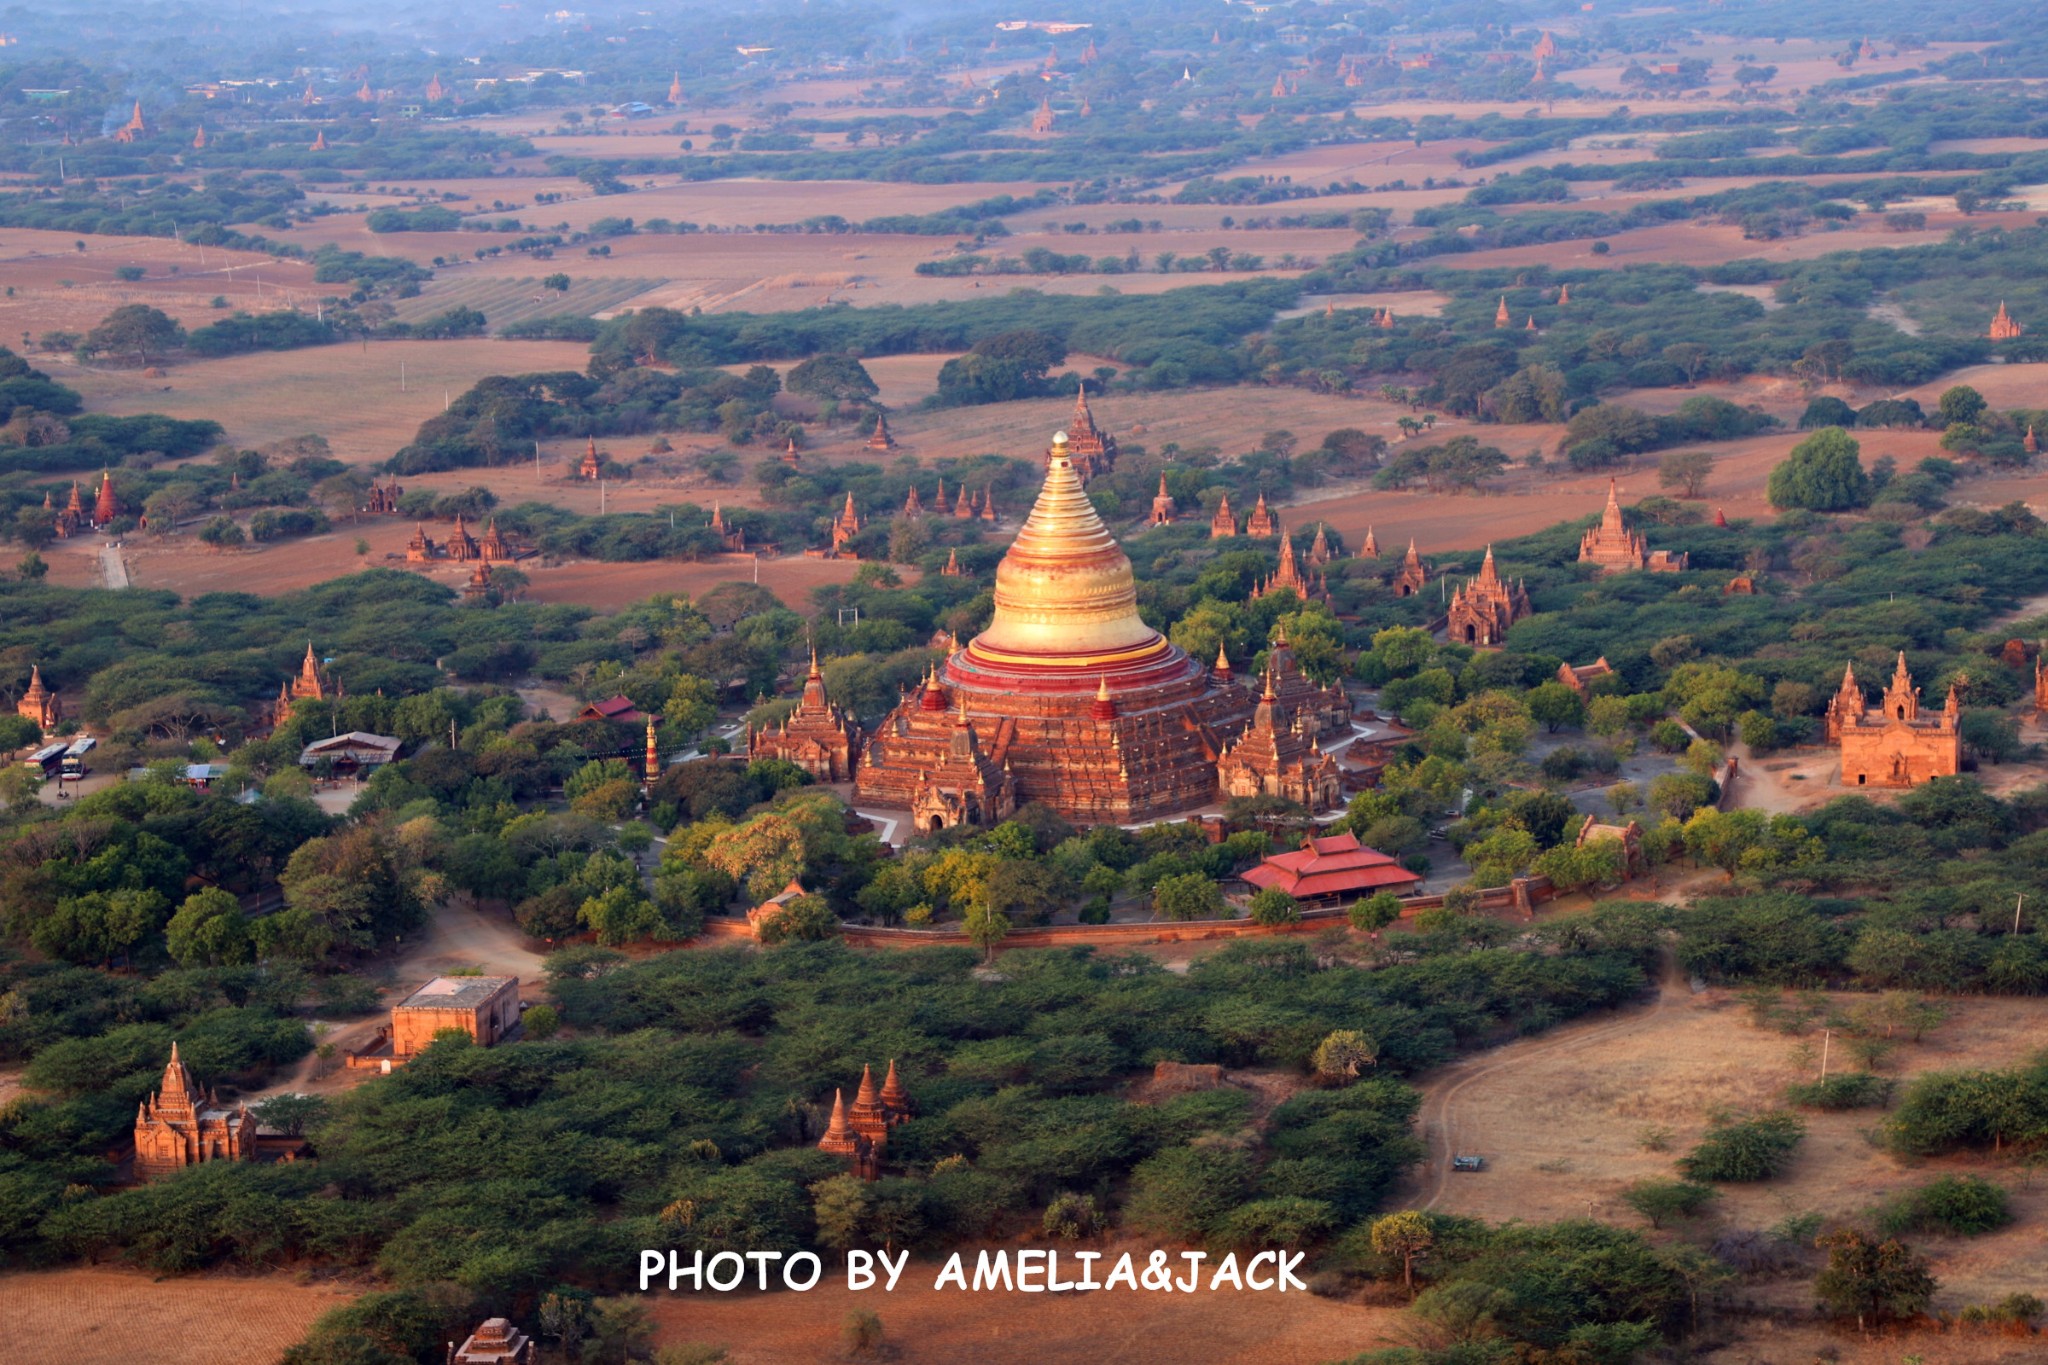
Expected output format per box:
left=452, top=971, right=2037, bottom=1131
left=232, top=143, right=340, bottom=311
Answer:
left=966, top=437, right=1166, bottom=669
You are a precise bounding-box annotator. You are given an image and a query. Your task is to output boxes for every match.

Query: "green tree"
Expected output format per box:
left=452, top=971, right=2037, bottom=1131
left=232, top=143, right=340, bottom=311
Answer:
left=1248, top=887, right=1301, bottom=926
left=1312, top=1029, right=1377, bottom=1080
left=1369, top=1210, right=1435, bottom=1296
left=1350, top=890, right=1404, bottom=933
left=786, top=353, right=879, bottom=403
left=756, top=892, right=838, bottom=945
left=1153, top=872, right=1225, bottom=921
left=1767, top=427, right=1870, bottom=511
left=1658, top=448, right=1714, bottom=498
left=1814, top=1230, right=1935, bottom=1331
left=87, top=304, right=185, bottom=366
left=963, top=903, right=1010, bottom=962
left=1936, top=385, right=1987, bottom=427
left=198, top=516, right=245, bottom=551
left=1526, top=681, right=1585, bottom=733
left=165, top=886, right=253, bottom=967
left=1620, top=1179, right=1717, bottom=1229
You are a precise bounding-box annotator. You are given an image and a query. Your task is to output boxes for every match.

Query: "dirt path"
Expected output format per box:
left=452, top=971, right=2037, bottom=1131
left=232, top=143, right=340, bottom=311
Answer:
left=1414, top=961, right=1682, bottom=1211
left=98, top=543, right=128, bottom=589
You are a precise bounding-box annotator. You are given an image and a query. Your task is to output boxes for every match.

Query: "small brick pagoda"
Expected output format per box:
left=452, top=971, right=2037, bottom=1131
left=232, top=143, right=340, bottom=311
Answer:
left=1578, top=480, right=1688, bottom=573
left=17, top=664, right=60, bottom=730
left=1446, top=545, right=1532, bottom=647
left=1215, top=666, right=1342, bottom=811
left=1827, top=654, right=1961, bottom=788
left=133, top=1043, right=254, bottom=1180
left=748, top=651, right=864, bottom=781
left=275, top=643, right=331, bottom=724
left=1054, top=383, right=1119, bottom=482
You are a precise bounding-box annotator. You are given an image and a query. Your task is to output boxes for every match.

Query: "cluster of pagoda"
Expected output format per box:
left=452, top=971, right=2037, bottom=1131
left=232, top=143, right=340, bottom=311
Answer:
left=405, top=513, right=522, bottom=566
left=817, top=1062, right=913, bottom=1180
left=899, top=478, right=1001, bottom=524
left=43, top=470, right=121, bottom=538
left=754, top=434, right=1356, bottom=826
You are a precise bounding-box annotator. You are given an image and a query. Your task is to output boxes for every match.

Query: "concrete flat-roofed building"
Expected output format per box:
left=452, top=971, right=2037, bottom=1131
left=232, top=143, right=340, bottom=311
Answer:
left=393, top=975, right=521, bottom=1056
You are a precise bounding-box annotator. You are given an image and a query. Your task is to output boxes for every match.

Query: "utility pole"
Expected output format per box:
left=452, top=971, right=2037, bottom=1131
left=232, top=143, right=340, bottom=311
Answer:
left=2017, top=894, right=2027, bottom=935
left=1818, top=1029, right=1831, bottom=1081
left=400, top=360, right=406, bottom=391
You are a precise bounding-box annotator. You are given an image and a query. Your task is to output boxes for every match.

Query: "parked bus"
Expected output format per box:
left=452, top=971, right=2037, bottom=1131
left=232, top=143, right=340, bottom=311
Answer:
left=59, top=735, right=95, bottom=780
left=25, top=742, right=66, bottom=777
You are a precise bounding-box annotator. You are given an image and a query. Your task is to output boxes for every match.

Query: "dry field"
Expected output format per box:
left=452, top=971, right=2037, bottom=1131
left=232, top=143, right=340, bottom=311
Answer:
left=1418, top=215, right=2007, bottom=275
left=0, top=228, right=341, bottom=335
left=1, top=1265, right=358, bottom=1365
left=649, top=1253, right=1408, bottom=1365
left=1407, top=983, right=2048, bottom=1307
left=56, top=338, right=592, bottom=462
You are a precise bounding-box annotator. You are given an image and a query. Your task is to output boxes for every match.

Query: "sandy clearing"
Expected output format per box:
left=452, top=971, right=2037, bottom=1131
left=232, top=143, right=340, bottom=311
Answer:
left=1400, top=984, right=2048, bottom=1306
left=650, top=1254, right=1408, bottom=1365
left=1, top=1266, right=358, bottom=1365
left=56, top=339, right=593, bottom=462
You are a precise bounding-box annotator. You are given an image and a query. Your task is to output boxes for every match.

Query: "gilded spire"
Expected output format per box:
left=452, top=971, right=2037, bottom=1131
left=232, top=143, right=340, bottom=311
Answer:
left=969, top=432, right=1160, bottom=663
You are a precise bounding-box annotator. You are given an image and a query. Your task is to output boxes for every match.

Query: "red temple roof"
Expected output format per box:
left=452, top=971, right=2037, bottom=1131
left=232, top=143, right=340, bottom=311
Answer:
left=578, top=695, right=645, bottom=723
left=1241, top=832, right=1422, bottom=900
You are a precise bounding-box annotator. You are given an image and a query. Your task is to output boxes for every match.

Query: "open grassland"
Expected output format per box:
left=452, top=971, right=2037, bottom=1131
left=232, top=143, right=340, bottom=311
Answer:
left=385, top=273, right=662, bottom=330
left=650, top=1257, right=1408, bottom=1365
left=1, top=1266, right=360, bottom=1365
left=0, top=227, right=341, bottom=335
left=58, top=338, right=591, bottom=462
left=1408, top=985, right=2048, bottom=1308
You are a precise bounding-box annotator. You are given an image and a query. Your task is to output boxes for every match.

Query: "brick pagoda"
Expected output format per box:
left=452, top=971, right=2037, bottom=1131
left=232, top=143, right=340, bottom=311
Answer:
left=1578, top=480, right=1689, bottom=573
left=17, top=664, right=60, bottom=730
left=1827, top=654, right=1961, bottom=788
left=1446, top=546, right=1532, bottom=647
left=748, top=651, right=863, bottom=781
left=133, top=1043, right=254, bottom=1180
left=1055, top=383, right=1119, bottom=481
left=855, top=432, right=1255, bottom=827
left=1215, top=667, right=1342, bottom=811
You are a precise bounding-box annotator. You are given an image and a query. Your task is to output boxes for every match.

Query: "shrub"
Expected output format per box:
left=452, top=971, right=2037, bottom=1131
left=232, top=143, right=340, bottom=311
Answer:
left=1621, top=1179, right=1717, bottom=1228
left=521, top=1003, right=561, bottom=1040
left=1875, top=1175, right=2011, bottom=1237
left=1248, top=887, right=1301, bottom=926
left=1784, top=1071, right=1892, bottom=1110
left=1677, top=1112, right=1805, bottom=1182
left=1042, top=1192, right=1101, bottom=1240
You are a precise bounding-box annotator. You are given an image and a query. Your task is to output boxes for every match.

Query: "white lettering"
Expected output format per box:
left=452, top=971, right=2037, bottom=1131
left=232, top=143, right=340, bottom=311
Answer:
left=784, top=1251, right=823, bottom=1291
left=1245, top=1251, right=1275, bottom=1291
left=971, top=1250, right=1014, bottom=1292
left=1104, top=1253, right=1139, bottom=1291
left=1075, top=1250, right=1101, bottom=1290
left=705, top=1251, right=745, bottom=1291
left=933, top=1253, right=968, bottom=1291
left=1277, top=1251, right=1307, bottom=1292
left=638, top=1249, right=666, bottom=1292
left=1208, top=1253, right=1243, bottom=1291
left=877, top=1248, right=908, bottom=1292
left=847, top=1250, right=876, bottom=1292
left=1016, top=1248, right=1045, bottom=1292
left=1048, top=1250, right=1075, bottom=1292
left=1176, top=1251, right=1205, bottom=1292
left=746, top=1251, right=778, bottom=1290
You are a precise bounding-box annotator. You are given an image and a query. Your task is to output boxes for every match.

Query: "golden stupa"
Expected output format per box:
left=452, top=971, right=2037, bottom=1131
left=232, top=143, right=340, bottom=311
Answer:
left=855, top=433, right=1255, bottom=827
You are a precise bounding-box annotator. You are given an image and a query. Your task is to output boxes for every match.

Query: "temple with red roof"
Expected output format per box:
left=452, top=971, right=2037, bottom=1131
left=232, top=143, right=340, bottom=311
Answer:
left=1241, top=832, right=1423, bottom=905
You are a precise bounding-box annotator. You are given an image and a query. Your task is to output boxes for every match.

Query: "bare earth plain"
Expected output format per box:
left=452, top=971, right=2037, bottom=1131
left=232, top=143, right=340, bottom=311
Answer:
left=1, top=1265, right=360, bottom=1365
